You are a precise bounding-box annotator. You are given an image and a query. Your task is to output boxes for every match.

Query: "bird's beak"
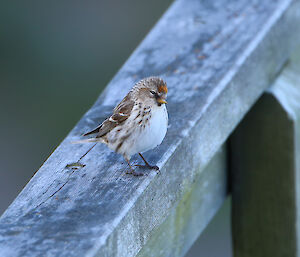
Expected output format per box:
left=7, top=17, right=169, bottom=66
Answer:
left=157, top=97, right=167, bottom=104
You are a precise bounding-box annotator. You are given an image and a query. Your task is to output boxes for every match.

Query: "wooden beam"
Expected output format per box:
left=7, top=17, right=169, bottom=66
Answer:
left=1, top=0, right=300, bottom=256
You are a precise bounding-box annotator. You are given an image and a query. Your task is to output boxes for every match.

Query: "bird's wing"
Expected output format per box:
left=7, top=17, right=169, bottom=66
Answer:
left=83, top=94, right=134, bottom=138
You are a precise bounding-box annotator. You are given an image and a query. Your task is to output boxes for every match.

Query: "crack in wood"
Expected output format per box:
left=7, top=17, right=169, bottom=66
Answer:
left=35, top=143, right=98, bottom=209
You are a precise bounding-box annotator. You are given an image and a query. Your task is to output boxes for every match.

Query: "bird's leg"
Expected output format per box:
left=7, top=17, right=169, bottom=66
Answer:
left=125, top=158, right=143, bottom=176
left=134, top=153, right=159, bottom=171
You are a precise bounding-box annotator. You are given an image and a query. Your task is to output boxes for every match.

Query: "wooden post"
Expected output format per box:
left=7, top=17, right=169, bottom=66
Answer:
left=231, top=54, right=300, bottom=257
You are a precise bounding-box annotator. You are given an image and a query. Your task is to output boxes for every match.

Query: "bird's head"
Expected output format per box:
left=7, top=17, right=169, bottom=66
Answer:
left=135, top=77, right=168, bottom=106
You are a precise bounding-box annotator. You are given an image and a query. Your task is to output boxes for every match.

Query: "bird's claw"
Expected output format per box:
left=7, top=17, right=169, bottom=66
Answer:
left=134, top=164, right=159, bottom=171
left=126, top=169, right=144, bottom=176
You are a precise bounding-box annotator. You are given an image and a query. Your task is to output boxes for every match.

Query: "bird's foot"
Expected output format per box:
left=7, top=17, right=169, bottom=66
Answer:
left=126, top=169, right=144, bottom=177
left=134, top=164, right=159, bottom=171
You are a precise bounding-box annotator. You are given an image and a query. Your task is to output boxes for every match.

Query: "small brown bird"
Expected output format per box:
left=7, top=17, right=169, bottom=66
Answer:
left=78, top=77, right=168, bottom=176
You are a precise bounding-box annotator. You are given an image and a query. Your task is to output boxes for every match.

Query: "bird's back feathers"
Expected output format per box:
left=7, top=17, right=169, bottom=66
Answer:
left=83, top=94, right=134, bottom=138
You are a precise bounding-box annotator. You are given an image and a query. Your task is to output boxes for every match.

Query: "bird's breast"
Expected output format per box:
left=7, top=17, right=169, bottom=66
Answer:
left=135, top=105, right=168, bottom=154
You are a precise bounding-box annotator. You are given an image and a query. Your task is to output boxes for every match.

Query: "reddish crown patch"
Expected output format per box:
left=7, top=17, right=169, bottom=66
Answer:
left=158, top=82, right=168, bottom=94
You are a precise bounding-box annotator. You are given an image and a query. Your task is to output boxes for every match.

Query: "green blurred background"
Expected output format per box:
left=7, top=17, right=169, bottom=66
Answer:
left=0, top=1, right=231, bottom=256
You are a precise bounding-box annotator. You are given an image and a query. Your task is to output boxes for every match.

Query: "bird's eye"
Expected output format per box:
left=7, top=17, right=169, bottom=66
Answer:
left=150, top=90, right=156, bottom=95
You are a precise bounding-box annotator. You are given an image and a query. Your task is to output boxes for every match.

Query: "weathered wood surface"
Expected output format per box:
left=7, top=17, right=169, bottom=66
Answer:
left=1, top=0, right=300, bottom=256
left=231, top=49, right=300, bottom=257
left=137, top=147, right=227, bottom=257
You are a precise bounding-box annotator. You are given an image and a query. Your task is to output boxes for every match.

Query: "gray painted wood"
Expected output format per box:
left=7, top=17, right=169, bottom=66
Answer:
left=230, top=49, right=300, bottom=257
left=1, top=0, right=300, bottom=256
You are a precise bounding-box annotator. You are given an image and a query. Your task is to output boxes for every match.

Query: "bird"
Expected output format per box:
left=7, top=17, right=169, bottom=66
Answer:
left=76, top=77, right=168, bottom=176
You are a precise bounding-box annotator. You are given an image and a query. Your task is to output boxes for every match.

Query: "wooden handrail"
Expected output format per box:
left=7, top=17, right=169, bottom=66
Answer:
left=1, top=0, right=300, bottom=256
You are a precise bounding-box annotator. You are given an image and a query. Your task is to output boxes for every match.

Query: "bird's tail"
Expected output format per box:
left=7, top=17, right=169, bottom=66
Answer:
left=71, top=138, right=102, bottom=144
